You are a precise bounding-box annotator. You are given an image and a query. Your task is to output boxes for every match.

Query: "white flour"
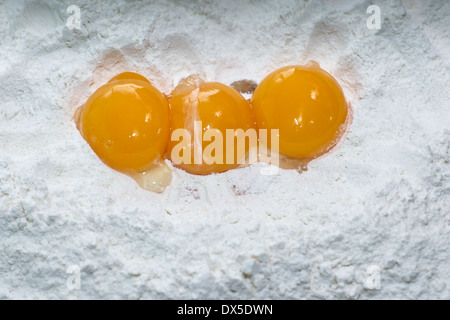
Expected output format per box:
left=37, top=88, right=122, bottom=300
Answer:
left=0, top=0, right=449, bottom=299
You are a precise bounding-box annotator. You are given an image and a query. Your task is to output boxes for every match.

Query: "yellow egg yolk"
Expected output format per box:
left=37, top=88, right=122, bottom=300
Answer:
left=252, top=62, right=349, bottom=159
left=76, top=72, right=170, bottom=176
left=168, top=76, right=256, bottom=175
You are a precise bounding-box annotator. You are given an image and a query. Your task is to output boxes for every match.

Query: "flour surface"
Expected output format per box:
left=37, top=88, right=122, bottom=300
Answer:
left=0, top=0, right=449, bottom=299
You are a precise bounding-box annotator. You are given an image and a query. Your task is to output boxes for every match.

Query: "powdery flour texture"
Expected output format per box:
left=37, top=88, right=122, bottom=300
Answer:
left=0, top=0, right=449, bottom=299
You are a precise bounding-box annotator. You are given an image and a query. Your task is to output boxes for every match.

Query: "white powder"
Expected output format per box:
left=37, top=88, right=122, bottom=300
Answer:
left=0, top=0, right=449, bottom=299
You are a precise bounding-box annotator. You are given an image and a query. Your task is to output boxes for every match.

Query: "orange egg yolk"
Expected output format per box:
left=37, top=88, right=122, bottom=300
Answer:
left=76, top=72, right=170, bottom=175
left=168, top=76, right=256, bottom=175
left=252, top=62, right=348, bottom=159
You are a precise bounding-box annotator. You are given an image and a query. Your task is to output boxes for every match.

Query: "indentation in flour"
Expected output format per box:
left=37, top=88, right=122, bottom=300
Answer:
left=68, top=46, right=167, bottom=116
left=19, top=2, right=61, bottom=35
left=302, top=20, right=351, bottom=66
left=230, top=79, right=258, bottom=95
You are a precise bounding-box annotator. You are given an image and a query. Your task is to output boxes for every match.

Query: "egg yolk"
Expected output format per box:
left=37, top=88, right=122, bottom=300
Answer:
left=252, top=62, right=348, bottom=159
left=168, top=75, right=256, bottom=175
left=107, top=72, right=151, bottom=84
left=75, top=72, right=171, bottom=192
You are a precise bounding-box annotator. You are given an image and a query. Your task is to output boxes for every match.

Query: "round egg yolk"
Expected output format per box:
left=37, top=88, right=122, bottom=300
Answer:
left=76, top=73, right=170, bottom=174
left=252, top=62, right=348, bottom=159
left=108, top=72, right=150, bottom=84
left=168, top=76, right=256, bottom=175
